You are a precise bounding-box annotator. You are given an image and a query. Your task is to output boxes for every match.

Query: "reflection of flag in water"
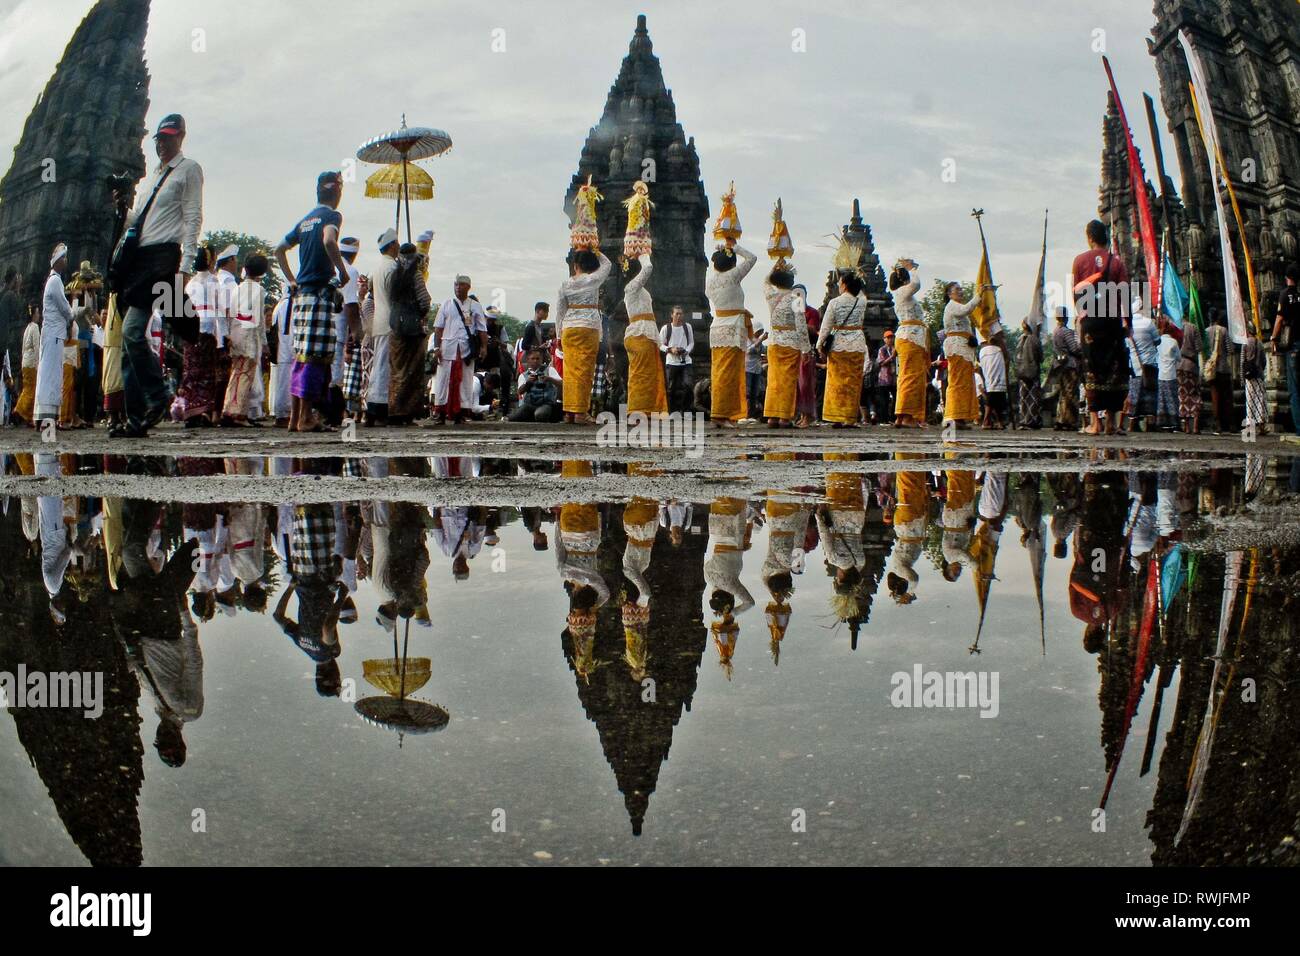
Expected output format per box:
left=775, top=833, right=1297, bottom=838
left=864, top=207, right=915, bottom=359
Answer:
left=1176, top=550, right=1254, bottom=845
left=969, top=522, right=1000, bottom=653
left=1161, top=544, right=1187, bottom=611
left=1027, top=518, right=1046, bottom=654
left=1099, top=553, right=1160, bottom=809
left=1161, top=255, right=1189, bottom=329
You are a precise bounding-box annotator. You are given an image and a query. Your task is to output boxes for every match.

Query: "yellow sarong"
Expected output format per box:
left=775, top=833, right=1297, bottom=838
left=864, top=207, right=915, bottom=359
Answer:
left=827, top=469, right=864, bottom=511
left=562, top=459, right=594, bottom=480
left=822, top=350, right=864, bottom=424
left=762, top=343, right=800, bottom=421
left=14, top=368, right=35, bottom=422
left=894, top=338, right=928, bottom=421
left=946, top=469, right=976, bottom=511
left=624, top=497, right=659, bottom=527
left=895, top=469, right=929, bottom=525
left=59, top=362, right=77, bottom=426
left=625, top=330, right=667, bottom=415
left=561, top=326, right=600, bottom=415
left=944, top=353, right=978, bottom=423
left=560, top=502, right=599, bottom=534
left=710, top=346, right=747, bottom=422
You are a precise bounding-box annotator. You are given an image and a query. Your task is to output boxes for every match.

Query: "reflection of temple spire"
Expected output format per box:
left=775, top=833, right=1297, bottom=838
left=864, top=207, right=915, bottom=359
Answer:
left=563, top=501, right=708, bottom=837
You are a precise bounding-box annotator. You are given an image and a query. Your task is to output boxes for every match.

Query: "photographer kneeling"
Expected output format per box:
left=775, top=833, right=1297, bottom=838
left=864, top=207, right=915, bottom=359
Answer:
left=508, top=347, right=562, bottom=423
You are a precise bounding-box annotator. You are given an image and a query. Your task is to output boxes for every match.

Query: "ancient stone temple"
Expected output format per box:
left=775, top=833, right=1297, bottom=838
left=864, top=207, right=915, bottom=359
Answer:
left=564, top=15, right=710, bottom=349
left=0, top=0, right=151, bottom=297
left=1108, top=0, right=1300, bottom=323
left=820, top=199, right=897, bottom=343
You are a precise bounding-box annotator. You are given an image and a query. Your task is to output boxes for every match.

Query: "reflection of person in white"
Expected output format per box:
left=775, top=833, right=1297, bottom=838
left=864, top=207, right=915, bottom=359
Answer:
left=427, top=275, right=488, bottom=426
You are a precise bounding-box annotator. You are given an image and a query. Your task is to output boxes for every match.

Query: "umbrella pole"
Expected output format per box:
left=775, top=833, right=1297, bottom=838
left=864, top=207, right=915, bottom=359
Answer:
left=402, top=158, right=412, bottom=243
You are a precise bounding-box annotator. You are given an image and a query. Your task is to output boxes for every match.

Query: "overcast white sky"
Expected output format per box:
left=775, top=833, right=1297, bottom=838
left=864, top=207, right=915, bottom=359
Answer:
left=0, top=0, right=1174, bottom=321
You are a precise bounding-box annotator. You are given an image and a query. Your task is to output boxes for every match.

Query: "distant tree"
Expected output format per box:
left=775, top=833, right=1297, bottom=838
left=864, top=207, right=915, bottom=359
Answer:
left=201, top=230, right=283, bottom=299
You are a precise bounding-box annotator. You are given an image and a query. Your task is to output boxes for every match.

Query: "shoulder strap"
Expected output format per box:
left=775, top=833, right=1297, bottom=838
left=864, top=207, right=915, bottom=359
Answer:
left=131, top=161, right=180, bottom=234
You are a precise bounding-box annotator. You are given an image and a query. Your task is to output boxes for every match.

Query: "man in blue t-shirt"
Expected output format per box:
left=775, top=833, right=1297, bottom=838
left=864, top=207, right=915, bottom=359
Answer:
left=274, top=171, right=352, bottom=432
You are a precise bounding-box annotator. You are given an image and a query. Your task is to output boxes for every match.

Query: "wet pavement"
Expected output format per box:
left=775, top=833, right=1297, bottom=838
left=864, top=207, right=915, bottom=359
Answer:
left=1, top=443, right=1299, bottom=866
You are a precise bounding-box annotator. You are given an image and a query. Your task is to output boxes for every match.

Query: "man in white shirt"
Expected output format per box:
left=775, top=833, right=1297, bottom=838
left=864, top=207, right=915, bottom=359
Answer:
left=110, top=113, right=203, bottom=438
left=659, top=304, right=695, bottom=413
left=365, top=229, right=400, bottom=426
left=426, top=274, right=488, bottom=426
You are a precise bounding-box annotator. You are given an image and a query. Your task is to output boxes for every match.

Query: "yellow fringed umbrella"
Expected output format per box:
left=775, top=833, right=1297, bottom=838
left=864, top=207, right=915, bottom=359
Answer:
left=365, top=163, right=435, bottom=201
left=365, top=163, right=435, bottom=238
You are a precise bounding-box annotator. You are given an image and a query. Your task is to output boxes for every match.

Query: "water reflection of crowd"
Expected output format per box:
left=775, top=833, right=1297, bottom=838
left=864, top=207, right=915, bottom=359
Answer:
left=0, top=451, right=1295, bottom=862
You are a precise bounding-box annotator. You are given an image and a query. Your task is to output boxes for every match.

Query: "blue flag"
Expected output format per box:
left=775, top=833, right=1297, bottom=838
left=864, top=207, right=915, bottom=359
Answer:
left=1161, top=254, right=1189, bottom=328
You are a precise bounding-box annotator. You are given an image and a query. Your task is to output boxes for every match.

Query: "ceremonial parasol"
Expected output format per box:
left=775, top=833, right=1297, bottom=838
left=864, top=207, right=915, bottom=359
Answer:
left=365, top=163, right=435, bottom=235
left=355, top=616, right=449, bottom=745
left=357, top=116, right=452, bottom=242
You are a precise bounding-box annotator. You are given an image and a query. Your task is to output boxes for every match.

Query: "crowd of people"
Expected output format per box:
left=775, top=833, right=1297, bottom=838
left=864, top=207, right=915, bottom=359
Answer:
left=3, top=113, right=1298, bottom=440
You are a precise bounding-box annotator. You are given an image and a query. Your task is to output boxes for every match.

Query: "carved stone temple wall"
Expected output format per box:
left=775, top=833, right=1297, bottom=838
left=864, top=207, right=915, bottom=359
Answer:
left=0, top=0, right=151, bottom=298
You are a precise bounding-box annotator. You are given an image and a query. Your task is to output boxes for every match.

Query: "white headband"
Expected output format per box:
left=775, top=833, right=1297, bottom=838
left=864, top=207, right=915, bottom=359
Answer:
left=50, top=244, right=67, bottom=268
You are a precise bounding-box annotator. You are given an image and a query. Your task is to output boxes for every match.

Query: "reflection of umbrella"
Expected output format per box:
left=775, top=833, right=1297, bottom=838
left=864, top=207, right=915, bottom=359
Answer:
left=355, top=697, right=449, bottom=736
left=356, top=115, right=452, bottom=242
left=355, top=616, right=448, bottom=745
left=365, top=164, right=435, bottom=235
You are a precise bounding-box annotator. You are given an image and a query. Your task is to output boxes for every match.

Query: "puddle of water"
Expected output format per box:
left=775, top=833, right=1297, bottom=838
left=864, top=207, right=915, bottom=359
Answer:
left=0, top=455, right=1295, bottom=866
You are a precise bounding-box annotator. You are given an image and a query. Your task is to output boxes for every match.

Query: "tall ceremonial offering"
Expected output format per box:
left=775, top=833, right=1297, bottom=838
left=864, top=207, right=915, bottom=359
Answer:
left=571, top=175, right=604, bottom=252
left=970, top=209, right=1001, bottom=341
left=713, top=181, right=742, bottom=244
left=622, top=180, right=653, bottom=260
left=1179, top=30, right=1258, bottom=344
left=1101, top=57, right=1161, bottom=316
left=768, top=199, right=794, bottom=265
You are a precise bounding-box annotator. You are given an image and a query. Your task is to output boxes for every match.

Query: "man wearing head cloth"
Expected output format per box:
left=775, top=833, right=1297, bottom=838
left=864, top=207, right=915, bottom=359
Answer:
left=330, top=236, right=362, bottom=423
left=34, top=244, right=73, bottom=426
left=274, top=170, right=353, bottom=432
left=426, top=273, right=488, bottom=425
left=364, top=228, right=401, bottom=425
left=110, top=113, right=204, bottom=438
left=213, top=244, right=240, bottom=420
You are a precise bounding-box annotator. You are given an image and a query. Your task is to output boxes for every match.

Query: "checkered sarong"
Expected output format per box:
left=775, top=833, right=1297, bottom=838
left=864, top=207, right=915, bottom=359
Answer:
left=291, top=504, right=336, bottom=579
left=340, top=338, right=363, bottom=403
left=292, top=289, right=337, bottom=362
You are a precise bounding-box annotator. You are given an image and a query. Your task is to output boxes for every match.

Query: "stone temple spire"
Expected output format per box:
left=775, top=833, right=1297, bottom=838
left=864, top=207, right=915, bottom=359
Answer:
left=822, top=198, right=896, bottom=342
left=565, top=14, right=711, bottom=333
left=0, top=0, right=151, bottom=294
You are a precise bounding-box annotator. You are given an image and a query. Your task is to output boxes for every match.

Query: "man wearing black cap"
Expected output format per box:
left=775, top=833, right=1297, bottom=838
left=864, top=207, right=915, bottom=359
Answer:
left=110, top=113, right=204, bottom=438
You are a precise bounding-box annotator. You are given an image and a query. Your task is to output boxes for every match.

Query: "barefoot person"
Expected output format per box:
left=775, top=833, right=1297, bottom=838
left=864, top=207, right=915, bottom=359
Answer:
left=555, top=249, right=611, bottom=425
left=942, top=281, right=982, bottom=428
left=761, top=262, right=806, bottom=427
left=1071, top=219, right=1131, bottom=435
left=890, top=259, right=928, bottom=428
left=274, top=171, right=351, bottom=433
left=817, top=270, right=868, bottom=428
left=706, top=183, right=756, bottom=429
left=622, top=254, right=667, bottom=417
left=35, top=244, right=72, bottom=429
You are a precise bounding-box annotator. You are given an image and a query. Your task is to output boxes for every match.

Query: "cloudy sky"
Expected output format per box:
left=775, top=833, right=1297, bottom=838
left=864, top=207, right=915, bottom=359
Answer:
left=0, top=0, right=1173, bottom=320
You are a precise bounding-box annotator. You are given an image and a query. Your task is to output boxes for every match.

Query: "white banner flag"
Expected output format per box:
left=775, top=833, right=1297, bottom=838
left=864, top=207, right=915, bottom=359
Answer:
left=1179, top=30, right=1249, bottom=345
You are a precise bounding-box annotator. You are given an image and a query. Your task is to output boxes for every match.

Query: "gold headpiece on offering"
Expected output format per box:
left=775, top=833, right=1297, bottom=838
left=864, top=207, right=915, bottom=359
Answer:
left=832, top=226, right=869, bottom=281
left=767, top=198, right=794, bottom=264
left=570, top=175, right=603, bottom=252
left=711, top=613, right=739, bottom=681
left=622, top=180, right=653, bottom=261
left=712, top=180, right=742, bottom=244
